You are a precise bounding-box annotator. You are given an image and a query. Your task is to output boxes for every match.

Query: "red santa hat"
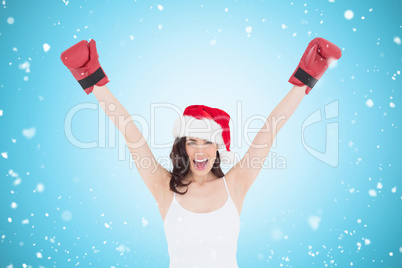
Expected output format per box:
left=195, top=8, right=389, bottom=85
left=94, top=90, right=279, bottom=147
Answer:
left=172, top=105, right=237, bottom=165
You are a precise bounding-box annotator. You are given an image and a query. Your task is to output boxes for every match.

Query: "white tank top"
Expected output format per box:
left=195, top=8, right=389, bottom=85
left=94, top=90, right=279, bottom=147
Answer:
left=163, top=176, right=240, bottom=268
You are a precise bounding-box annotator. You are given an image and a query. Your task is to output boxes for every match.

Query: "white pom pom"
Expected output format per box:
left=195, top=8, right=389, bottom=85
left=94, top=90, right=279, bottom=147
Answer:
left=219, top=150, right=237, bottom=165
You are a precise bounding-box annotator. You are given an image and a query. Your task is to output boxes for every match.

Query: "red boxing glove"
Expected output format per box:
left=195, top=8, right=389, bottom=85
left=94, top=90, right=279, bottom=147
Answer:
left=60, top=39, right=110, bottom=94
left=289, top=37, right=342, bottom=95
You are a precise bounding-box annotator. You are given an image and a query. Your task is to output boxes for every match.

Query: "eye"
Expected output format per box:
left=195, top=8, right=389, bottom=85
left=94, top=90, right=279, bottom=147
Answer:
left=187, top=141, right=212, bottom=145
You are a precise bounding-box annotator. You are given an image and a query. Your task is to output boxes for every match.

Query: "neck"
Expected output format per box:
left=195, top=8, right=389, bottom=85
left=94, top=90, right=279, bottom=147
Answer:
left=186, top=172, right=217, bottom=186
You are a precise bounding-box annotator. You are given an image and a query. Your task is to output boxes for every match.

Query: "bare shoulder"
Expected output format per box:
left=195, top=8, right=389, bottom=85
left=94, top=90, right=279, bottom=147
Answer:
left=224, top=169, right=247, bottom=216
left=158, top=174, right=174, bottom=221
left=224, top=168, right=244, bottom=200
left=225, top=155, right=262, bottom=199
left=160, top=171, right=173, bottom=198
left=144, top=165, right=172, bottom=205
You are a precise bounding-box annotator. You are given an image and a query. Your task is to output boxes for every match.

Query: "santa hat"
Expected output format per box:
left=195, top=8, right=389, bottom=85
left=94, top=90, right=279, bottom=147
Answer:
left=172, top=105, right=237, bottom=165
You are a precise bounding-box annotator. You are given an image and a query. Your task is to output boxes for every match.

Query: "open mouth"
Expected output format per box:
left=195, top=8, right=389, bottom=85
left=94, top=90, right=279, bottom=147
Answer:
left=193, top=159, right=208, bottom=170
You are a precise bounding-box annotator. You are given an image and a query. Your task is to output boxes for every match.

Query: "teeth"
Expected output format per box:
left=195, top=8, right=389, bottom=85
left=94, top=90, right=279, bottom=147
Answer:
left=194, top=159, right=207, bottom=162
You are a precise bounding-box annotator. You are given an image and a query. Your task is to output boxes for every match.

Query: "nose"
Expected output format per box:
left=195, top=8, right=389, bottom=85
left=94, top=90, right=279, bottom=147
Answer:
left=195, top=152, right=207, bottom=159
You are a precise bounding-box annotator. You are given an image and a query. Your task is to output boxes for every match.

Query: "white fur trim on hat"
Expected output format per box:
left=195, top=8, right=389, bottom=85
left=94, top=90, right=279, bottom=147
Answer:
left=172, top=115, right=225, bottom=149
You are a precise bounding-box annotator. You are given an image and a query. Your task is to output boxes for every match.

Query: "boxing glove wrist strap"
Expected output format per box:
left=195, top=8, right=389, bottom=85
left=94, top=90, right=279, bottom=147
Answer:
left=294, top=67, right=318, bottom=89
left=78, top=67, right=106, bottom=90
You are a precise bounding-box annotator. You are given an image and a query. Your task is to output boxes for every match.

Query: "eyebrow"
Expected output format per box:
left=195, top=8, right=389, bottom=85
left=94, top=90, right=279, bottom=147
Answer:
left=187, top=139, right=209, bottom=142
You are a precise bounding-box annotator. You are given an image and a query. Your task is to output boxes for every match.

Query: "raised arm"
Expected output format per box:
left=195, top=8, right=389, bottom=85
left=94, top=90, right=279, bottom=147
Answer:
left=227, top=37, right=342, bottom=197
left=227, top=85, right=306, bottom=195
left=92, top=85, right=171, bottom=194
left=61, top=39, right=171, bottom=203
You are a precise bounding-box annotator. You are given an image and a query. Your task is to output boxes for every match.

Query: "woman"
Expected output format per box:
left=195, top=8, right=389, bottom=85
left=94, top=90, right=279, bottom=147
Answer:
left=61, top=38, right=341, bottom=267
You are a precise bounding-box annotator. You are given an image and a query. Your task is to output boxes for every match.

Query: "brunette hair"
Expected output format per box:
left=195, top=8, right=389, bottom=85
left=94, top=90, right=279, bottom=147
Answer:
left=169, top=137, right=225, bottom=195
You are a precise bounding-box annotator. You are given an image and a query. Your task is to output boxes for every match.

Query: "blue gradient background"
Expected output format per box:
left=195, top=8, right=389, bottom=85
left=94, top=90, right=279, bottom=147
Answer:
left=1, top=0, right=401, bottom=267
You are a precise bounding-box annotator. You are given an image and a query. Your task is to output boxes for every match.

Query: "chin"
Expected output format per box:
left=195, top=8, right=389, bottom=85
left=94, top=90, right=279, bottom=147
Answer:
left=192, top=167, right=210, bottom=173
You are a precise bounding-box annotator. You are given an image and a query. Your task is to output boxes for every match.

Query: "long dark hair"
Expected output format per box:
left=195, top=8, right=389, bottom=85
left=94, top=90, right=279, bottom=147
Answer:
left=169, top=137, right=225, bottom=195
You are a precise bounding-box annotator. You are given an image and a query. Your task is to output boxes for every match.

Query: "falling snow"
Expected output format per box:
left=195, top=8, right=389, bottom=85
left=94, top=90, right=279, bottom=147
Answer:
left=308, top=216, right=321, bottom=230
left=43, top=43, right=50, bottom=52
left=344, top=10, right=354, bottom=20
left=22, top=127, right=36, bottom=139
left=365, top=99, right=374, bottom=107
